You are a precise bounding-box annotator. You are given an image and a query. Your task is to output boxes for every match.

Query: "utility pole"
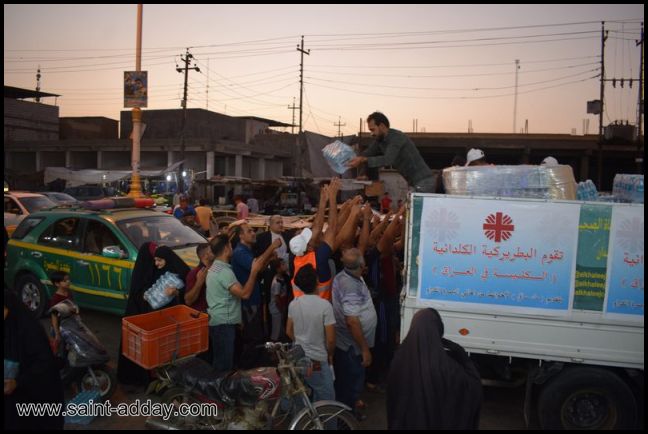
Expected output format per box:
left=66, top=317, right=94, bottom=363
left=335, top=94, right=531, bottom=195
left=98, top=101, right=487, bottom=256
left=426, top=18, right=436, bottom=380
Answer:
left=288, top=97, right=299, bottom=134
left=513, top=59, right=520, bottom=134
left=334, top=116, right=346, bottom=139
left=35, top=66, right=41, bottom=103
left=296, top=36, right=310, bottom=177
left=636, top=22, right=644, bottom=174
left=128, top=4, right=143, bottom=199
left=176, top=48, right=200, bottom=194
left=598, top=22, right=608, bottom=189
left=206, top=58, right=210, bottom=111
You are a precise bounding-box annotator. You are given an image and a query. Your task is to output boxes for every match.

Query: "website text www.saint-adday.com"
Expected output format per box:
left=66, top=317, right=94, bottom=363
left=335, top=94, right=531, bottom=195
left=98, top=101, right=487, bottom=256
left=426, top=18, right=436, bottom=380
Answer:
left=15, top=399, right=218, bottom=421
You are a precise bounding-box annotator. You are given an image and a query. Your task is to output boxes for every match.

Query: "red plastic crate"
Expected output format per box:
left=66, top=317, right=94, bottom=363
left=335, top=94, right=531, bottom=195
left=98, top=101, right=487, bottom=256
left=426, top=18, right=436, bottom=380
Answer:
left=122, top=305, right=209, bottom=369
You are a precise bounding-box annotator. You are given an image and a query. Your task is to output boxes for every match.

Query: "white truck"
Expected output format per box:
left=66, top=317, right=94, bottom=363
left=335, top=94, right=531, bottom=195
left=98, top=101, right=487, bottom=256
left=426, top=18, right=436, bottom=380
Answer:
left=401, top=193, right=644, bottom=429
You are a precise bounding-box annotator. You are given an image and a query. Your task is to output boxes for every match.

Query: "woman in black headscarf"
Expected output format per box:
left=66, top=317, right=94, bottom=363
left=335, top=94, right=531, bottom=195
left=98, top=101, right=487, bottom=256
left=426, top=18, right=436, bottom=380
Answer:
left=150, top=245, right=190, bottom=307
left=117, top=243, right=190, bottom=385
left=4, top=288, right=65, bottom=430
left=386, top=308, right=482, bottom=430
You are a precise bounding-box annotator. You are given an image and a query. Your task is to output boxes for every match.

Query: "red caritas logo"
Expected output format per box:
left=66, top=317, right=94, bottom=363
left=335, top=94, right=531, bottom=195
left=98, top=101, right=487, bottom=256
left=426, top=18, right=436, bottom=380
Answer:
left=483, top=212, right=514, bottom=242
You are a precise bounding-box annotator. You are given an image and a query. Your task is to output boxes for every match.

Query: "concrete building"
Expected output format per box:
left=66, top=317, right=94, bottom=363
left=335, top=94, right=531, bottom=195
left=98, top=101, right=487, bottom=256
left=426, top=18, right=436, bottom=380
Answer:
left=4, top=87, right=295, bottom=195
left=4, top=86, right=60, bottom=142
left=60, top=117, right=118, bottom=140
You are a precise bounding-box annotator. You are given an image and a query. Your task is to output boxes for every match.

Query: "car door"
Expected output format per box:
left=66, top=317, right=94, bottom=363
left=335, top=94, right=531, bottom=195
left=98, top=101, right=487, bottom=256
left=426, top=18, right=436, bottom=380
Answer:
left=75, top=218, right=133, bottom=314
left=36, top=216, right=83, bottom=299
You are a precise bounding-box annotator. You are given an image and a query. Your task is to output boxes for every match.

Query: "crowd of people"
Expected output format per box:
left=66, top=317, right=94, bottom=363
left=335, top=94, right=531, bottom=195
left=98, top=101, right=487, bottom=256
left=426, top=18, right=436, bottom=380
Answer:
left=116, top=174, right=481, bottom=426
left=5, top=111, right=487, bottom=430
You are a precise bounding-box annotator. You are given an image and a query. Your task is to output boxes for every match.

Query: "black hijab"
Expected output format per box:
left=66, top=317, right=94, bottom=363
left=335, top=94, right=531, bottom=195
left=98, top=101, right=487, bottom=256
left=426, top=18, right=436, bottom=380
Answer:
left=386, top=308, right=483, bottom=430
left=153, top=245, right=190, bottom=304
left=153, top=246, right=190, bottom=280
left=4, top=289, right=65, bottom=430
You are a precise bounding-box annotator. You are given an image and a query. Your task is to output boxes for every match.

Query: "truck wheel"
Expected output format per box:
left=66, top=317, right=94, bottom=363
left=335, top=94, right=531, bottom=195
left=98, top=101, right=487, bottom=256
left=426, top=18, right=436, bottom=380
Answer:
left=537, top=367, right=637, bottom=429
left=15, top=274, right=47, bottom=318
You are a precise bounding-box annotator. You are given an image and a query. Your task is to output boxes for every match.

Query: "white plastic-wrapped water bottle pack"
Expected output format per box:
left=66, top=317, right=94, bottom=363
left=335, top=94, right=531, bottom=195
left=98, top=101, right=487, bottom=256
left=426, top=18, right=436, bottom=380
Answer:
left=577, top=179, right=599, bottom=201
left=143, top=271, right=185, bottom=310
left=612, top=174, right=644, bottom=203
left=442, top=165, right=577, bottom=200
left=322, top=140, right=356, bottom=174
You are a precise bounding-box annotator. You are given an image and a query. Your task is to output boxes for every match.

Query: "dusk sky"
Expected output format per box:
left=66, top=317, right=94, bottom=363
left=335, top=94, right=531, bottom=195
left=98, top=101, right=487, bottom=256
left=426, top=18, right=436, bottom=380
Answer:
left=4, top=4, right=644, bottom=137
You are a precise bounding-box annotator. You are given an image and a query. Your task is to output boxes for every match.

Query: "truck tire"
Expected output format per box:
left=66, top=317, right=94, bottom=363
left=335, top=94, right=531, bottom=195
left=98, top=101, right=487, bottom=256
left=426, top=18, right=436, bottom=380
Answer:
left=537, top=366, right=637, bottom=429
left=15, top=274, right=47, bottom=318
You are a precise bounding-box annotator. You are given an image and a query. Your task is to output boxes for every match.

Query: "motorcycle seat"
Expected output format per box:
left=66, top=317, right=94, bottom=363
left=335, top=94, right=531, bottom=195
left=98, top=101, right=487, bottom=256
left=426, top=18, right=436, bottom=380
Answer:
left=168, top=358, right=262, bottom=407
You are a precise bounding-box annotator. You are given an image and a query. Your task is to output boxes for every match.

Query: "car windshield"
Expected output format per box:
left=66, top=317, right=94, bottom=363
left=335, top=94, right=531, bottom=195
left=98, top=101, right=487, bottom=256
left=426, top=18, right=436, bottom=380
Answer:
left=20, top=196, right=57, bottom=213
left=117, top=215, right=206, bottom=249
left=48, top=193, right=78, bottom=202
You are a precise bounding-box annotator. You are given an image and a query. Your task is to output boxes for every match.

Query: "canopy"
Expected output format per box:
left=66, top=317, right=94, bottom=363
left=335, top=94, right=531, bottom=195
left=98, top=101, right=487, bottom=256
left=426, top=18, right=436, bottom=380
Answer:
left=44, top=161, right=184, bottom=187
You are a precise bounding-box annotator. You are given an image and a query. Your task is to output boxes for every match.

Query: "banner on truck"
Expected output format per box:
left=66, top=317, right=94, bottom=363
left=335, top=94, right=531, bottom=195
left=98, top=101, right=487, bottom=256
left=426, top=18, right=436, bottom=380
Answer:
left=573, top=204, right=612, bottom=311
left=604, top=206, right=644, bottom=319
left=416, top=196, right=580, bottom=315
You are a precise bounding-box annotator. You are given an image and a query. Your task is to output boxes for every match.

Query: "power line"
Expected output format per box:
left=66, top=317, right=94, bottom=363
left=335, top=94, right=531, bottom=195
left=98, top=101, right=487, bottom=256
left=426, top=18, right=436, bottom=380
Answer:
left=193, top=63, right=296, bottom=106
left=304, top=19, right=639, bottom=38
left=308, top=55, right=600, bottom=69
left=308, top=61, right=600, bottom=79
left=311, top=35, right=599, bottom=52
left=305, top=74, right=598, bottom=100
left=306, top=67, right=599, bottom=91
left=307, top=30, right=599, bottom=48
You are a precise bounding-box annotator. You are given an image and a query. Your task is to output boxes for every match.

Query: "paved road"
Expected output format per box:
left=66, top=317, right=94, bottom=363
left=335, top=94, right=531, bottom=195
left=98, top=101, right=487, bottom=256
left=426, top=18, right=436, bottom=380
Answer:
left=62, top=309, right=526, bottom=430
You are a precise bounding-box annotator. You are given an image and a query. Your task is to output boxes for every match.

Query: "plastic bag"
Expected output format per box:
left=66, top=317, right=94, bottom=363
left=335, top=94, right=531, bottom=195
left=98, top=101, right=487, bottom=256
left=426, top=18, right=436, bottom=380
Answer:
left=4, top=359, right=19, bottom=380
left=59, top=316, right=110, bottom=366
left=322, top=140, right=356, bottom=174
left=143, top=272, right=185, bottom=310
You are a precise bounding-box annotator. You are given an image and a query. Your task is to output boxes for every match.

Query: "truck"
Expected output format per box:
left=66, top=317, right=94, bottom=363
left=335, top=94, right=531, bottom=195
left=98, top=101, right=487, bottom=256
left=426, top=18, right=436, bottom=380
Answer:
left=400, top=193, right=644, bottom=429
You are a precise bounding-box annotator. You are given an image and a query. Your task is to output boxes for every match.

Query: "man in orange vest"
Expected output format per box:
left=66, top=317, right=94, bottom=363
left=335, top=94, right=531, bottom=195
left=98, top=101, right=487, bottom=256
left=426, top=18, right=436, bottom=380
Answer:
left=290, top=177, right=340, bottom=301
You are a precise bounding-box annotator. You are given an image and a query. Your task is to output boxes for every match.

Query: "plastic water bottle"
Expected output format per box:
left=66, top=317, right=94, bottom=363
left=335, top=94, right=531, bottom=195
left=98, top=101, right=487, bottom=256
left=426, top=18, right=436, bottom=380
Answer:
left=144, top=272, right=184, bottom=309
left=322, top=140, right=356, bottom=174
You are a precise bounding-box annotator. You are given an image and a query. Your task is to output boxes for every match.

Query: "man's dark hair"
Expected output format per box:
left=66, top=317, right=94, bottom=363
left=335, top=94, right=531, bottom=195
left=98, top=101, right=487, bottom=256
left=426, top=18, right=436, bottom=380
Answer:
left=199, top=198, right=209, bottom=206
left=269, top=258, right=283, bottom=271
left=210, top=234, right=231, bottom=257
left=451, top=155, right=467, bottom=167
left=196, top=243, right=210, bottom=257
left=367, top=112, right=390, bottom=128
left=294, top=264, right=317, bottom=294
left=50, top=271, right=69, bottom=286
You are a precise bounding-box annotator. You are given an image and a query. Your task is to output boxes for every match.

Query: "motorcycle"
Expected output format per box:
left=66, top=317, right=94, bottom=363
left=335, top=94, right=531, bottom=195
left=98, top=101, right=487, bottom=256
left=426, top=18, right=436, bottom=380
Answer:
left=146, top=342, right=359, bottom=430
left=48, top=300, right=117, bottom=400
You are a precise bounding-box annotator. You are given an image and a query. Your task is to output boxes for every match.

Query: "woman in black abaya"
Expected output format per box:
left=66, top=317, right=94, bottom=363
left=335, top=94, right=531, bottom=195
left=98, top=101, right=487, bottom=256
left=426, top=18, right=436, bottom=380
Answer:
left=386, top=308, right=482, bottom=430
left=4, top=288, right=65, bottom=430
left=117, top=243, right=190, bottom=385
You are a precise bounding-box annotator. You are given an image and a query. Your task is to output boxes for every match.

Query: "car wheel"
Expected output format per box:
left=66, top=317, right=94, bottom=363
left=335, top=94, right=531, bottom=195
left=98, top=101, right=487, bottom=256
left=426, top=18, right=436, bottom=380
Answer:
left=16, top=274, right=47, bottom=317
left=537, top=366, right=638, bottom=429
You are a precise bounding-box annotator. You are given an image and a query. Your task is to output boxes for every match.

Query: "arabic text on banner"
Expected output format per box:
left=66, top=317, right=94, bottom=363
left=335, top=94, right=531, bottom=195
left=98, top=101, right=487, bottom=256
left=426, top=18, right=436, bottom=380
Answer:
left=417, top=197, right=580, bottom=315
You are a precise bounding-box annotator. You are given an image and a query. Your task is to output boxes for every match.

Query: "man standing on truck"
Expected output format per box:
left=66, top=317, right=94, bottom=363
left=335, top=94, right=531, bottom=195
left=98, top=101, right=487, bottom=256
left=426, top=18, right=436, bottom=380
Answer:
left=346, top=112, right=437, bottom=192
